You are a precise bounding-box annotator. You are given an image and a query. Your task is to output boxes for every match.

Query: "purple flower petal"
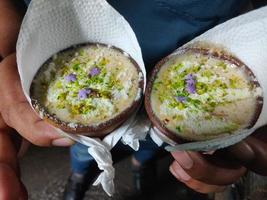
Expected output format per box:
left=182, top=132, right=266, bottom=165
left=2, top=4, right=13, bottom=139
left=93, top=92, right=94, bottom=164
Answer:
left=186, top=83, right=196, bottom=94
left=89, top=67, right=100, bottom=76
left=64, top=73, right=76, bottom=83
left=185, top=73, right=196, bottom=94
left=185, top=78, right=195, bottom=85
left=78, top=89, right=91, bottom=99
left=175, top=96, right=187, bottom=103
left=185, top=74, right=194, bottom=80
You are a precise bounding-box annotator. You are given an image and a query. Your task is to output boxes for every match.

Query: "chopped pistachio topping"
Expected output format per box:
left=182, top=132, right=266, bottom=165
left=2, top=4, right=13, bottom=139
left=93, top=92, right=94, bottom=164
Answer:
left=32, top=45, right=141, bottom=126
left=151, top=51, right=261, bottom=140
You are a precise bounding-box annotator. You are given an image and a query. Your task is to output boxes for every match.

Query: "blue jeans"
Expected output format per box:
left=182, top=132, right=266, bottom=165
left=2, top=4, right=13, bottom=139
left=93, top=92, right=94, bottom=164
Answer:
left=70, top=134, right=163, bottom=174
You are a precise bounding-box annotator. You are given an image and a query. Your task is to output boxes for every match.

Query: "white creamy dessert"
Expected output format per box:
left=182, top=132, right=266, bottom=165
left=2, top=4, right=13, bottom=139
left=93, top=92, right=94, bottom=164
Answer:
left=31, top=44, right=142, bottom=128
left=150, top=50, right=262, bottom=141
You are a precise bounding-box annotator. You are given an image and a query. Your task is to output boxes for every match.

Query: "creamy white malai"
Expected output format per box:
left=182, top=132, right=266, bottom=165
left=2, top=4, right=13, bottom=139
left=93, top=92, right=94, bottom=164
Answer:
left=31, top=44, right=141, bottom=127
left=150, top=51, right=262, bottom=141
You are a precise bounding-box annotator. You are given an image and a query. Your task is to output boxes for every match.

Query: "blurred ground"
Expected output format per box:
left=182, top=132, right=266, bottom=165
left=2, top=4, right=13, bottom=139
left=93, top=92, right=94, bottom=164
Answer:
left=20, top=146, right=211, bottom=200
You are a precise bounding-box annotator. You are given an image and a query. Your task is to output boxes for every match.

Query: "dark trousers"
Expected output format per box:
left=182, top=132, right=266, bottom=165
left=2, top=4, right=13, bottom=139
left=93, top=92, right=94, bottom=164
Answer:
left=70, top=134, right=164, bottom=174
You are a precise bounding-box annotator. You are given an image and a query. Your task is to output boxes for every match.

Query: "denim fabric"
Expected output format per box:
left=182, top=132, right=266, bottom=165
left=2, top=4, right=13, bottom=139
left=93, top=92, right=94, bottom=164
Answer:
left=23, top=0, right=31, bottom=6
left=70, top=134, right=162, bottom=174
left=107, top=0, right=249, bottom=69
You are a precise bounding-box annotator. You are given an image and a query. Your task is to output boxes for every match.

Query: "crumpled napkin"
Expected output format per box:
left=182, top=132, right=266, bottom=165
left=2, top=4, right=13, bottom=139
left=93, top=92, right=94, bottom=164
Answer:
left=150, top=6, right=267, bottom=152
left=16, top=0, right=148, bottom=196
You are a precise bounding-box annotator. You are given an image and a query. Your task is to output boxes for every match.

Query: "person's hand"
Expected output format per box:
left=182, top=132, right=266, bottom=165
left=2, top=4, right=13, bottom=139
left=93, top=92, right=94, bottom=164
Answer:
left=0, top=54, right=74, bottom=198
left=0, top=1, right=74, bottom=199
left=0, top=53, right=74, bottom=147
left=0, top=113, right=28, bottom=200
left=169, top=126, right=267, bottom=193
left=0, top=0, right=74, bottom=147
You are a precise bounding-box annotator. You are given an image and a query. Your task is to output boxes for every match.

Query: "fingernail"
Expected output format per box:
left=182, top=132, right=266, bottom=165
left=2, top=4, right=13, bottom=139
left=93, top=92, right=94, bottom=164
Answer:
left=178, top=169, right=191, bottom=181
left=169, top=166, right=181, bottom=180
left=172, top=151, right=193, bottom=169
left=203, top=150, right=215, bottom=155
left=173, top=163, right=191, bottom=181
left=52, top=138, right=74, bottom=146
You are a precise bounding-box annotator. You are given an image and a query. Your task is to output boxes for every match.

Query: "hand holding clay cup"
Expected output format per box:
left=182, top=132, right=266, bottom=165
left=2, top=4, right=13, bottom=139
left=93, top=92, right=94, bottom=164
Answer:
left=17, top=0, right=146, bottom=195
left=30, top=43, right=144, bottom=137
left=145, top=45, right=267, bottom=194
left=144, top=6, right=267, bottom=194
left=145, top=45, right=263, bottom=144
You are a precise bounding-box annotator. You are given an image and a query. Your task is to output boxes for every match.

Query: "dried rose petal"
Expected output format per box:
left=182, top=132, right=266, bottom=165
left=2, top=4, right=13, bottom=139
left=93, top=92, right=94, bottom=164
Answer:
left=89, top=67, right=100, bottom=76
left=64, top=73, right=76, bottom=83
left=78, top=89, right=91, bottom=99
left=185, top=74, right=194, bottom=80
left=185, top=78, right=195, bottom=85
left=186, top=82, right=196, bottom=94
left=185, top=73, right=196, bottom=94
left=175, top=96, right=187, bottom=103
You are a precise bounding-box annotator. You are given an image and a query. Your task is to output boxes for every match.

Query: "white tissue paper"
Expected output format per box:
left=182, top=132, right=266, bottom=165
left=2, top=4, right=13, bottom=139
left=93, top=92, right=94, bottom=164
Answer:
left=152, top=6, right=267, bottom=152
left=16, top=0, right=148, bottom=196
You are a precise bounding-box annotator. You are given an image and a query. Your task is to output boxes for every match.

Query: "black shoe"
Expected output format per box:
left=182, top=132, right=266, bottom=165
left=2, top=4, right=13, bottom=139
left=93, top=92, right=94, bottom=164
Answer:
left=131, top=161, right=157, bottom=199
left=63, top=172, right=91, bottom=200
left=63, top=166, right=101, bottom=200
